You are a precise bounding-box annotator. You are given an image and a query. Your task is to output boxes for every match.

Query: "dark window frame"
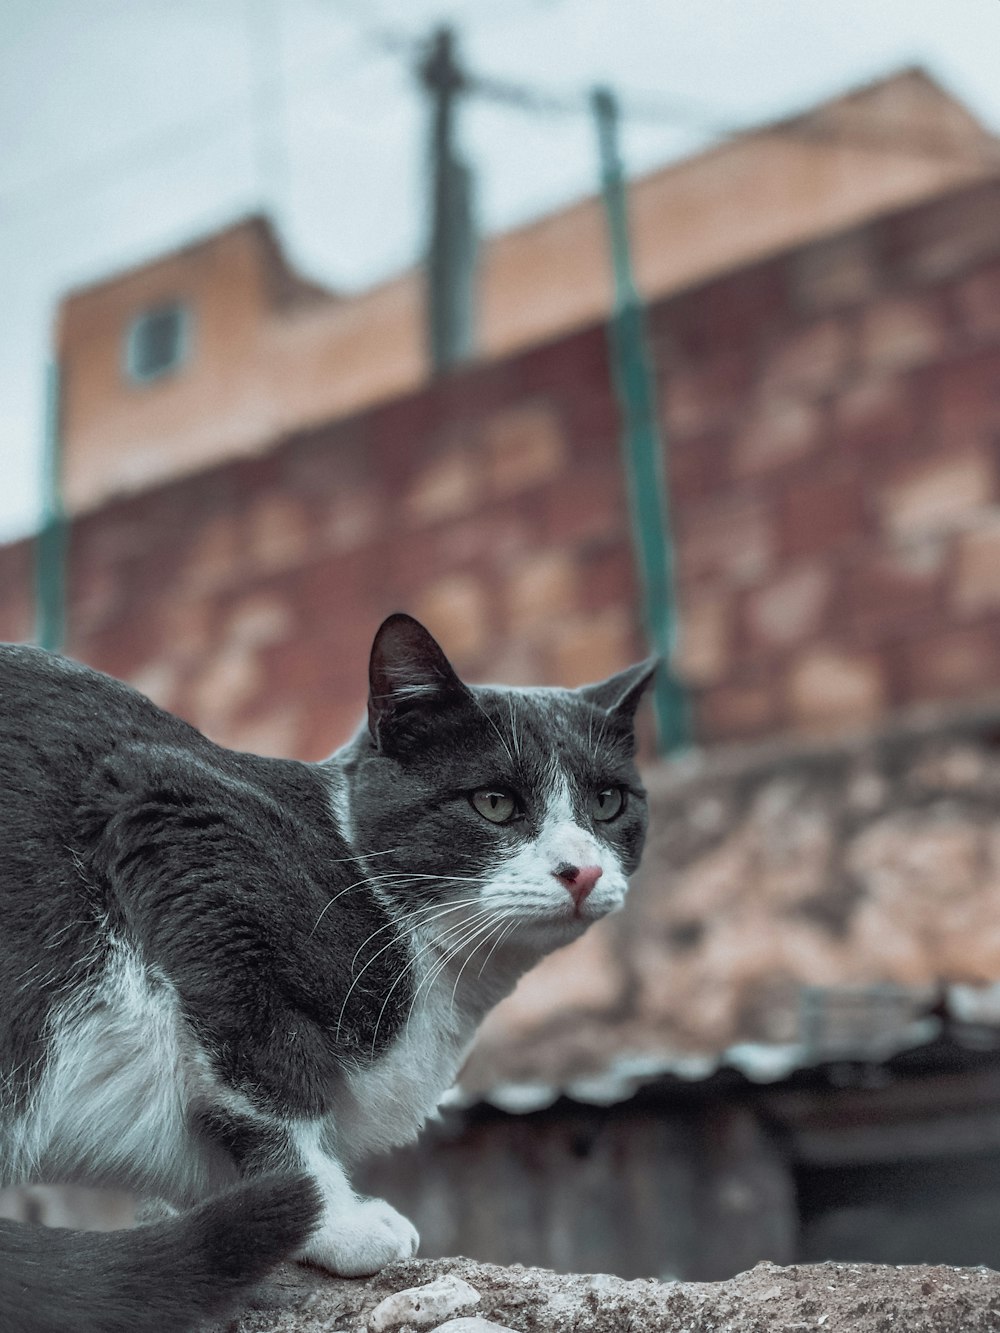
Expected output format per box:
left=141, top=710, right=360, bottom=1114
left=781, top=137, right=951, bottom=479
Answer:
left=123, top=302, right=191, bottom=384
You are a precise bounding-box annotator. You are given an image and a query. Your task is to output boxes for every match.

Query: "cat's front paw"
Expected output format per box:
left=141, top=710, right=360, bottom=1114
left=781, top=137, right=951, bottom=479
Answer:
left=297, top=1196, right=419, bottom=1277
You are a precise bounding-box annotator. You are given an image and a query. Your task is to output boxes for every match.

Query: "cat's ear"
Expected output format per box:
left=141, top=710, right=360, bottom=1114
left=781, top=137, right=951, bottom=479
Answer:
left=578, top=658, right=659, bottom=721
left=368, top=613, right=471, bottom=747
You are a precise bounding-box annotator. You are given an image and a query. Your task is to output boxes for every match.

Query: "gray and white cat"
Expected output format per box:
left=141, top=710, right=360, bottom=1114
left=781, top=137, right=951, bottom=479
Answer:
left=0, top=613, right=655, bottom=1332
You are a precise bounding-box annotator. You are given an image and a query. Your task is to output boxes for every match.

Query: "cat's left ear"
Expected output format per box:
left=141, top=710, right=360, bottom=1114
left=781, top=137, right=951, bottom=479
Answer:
left=368, top=613, right=472, bottom=748
left=578, top=658, right=659, bottom=721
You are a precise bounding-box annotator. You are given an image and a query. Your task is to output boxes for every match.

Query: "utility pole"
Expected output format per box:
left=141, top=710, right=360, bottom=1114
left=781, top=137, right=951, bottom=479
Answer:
left=592, top=86, right=689, bottom=753
left=419, top=26, right=477, bottom=372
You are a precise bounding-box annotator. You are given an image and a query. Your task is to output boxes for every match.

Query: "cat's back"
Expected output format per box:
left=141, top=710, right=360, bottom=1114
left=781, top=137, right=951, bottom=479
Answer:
left=0, top=644, right=209, bottom=897
left=0, top=644, right=200, bottom=789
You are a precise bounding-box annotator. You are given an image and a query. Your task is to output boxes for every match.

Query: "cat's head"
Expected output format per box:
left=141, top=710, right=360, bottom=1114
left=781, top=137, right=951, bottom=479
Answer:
left=343, top=613, right=656, bottom=956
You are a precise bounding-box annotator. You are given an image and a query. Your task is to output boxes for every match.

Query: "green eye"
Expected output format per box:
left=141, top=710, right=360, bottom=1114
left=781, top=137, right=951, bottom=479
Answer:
left=591, top=787, right=625, bottom=822
left=471, top=789, right=517, bottom=824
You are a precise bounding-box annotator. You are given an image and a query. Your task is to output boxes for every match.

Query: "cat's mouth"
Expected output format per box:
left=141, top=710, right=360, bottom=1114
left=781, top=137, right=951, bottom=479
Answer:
left=531, top=884, right=623, bottom=933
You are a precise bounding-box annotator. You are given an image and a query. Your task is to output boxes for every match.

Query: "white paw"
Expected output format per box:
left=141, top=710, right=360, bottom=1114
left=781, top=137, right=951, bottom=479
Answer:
left=296, top=1196, right=419, bottom=1277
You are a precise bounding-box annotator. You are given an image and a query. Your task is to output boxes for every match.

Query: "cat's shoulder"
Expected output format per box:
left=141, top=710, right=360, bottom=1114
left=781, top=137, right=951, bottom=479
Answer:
left=0, top=641, right=98, bottom=688
left=0, top=645, right=335, bottom=828
left=0, top=642, right=153, bottom=712
left=0, top=644, right=197, bottom=754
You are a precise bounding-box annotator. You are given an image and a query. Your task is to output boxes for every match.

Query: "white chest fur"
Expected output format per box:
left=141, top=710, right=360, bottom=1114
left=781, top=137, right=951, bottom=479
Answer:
left=2, top=941, right=214, bottom=1199
left=334, top=984, right=476, bottom=1162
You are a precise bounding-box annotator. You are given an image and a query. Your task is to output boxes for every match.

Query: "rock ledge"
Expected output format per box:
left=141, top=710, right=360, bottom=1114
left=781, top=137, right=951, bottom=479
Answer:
left=232, top=1256, right=1000, bottom=1333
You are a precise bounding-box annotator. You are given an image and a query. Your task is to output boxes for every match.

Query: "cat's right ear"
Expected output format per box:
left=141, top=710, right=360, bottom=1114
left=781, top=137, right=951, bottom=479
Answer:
left=368, top=613, right=471, bottom=749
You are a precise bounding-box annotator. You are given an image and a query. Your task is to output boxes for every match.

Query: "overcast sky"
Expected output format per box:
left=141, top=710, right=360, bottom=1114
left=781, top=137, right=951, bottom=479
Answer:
left=4, top=0, right=1000, bottom=543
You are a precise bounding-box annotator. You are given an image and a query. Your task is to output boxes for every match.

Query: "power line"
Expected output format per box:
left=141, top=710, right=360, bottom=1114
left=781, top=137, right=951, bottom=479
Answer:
left=4, top=11, right=998, bottom=232
left=366, top=26, right=1000, bottom=166
left=442, top=60, right=1000, bottom=166
left=0, top=35, right=384, bottom=225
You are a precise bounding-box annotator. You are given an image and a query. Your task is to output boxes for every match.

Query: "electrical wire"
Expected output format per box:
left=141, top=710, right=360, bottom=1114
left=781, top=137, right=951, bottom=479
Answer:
left=0, top=33, right=385, bottom=223
left=360, top=22, right=1000, bottom=165
left=4, top=13, right=998, bottom=229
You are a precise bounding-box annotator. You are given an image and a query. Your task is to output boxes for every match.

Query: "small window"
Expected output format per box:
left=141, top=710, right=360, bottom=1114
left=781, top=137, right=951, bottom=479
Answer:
left=124, top=302, right=189, bottom=383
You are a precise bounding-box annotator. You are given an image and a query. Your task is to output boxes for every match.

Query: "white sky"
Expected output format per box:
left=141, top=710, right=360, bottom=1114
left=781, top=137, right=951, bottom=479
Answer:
left=3, top=0, right=1000, bottom=543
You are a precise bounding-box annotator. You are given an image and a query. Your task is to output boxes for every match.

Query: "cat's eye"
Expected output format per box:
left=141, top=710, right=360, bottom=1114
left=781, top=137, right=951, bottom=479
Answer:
left=470, top=789, right=517, bottom=824
left=591, top=787, right=625, bottom=822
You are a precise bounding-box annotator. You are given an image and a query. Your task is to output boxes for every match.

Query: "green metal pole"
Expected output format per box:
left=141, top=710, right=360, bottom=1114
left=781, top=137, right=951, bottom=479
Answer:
left=592, top=86, right=689, bottom=752
left=35, top=359, right=66, bottom=653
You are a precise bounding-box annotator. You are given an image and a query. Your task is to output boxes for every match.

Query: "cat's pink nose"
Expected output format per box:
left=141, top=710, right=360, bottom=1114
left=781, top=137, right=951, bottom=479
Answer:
left=554, top=863, right=603, bottom=907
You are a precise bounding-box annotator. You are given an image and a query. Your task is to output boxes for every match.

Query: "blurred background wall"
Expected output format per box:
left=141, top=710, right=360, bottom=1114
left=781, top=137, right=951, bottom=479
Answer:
left=6, top=0, right=1000, bottom=1284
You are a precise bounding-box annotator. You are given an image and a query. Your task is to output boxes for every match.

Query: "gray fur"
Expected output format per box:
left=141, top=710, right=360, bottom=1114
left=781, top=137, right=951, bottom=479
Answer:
left=0, top=613, right=654, bottom=1329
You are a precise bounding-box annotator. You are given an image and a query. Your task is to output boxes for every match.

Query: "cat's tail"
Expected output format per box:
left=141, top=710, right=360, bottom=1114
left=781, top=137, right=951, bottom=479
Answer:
left=0, top=1173, right=321, bottom=1333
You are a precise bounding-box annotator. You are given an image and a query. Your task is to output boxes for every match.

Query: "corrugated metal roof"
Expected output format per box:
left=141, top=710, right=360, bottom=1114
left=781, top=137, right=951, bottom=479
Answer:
left=454, top=984, right=1000, bottom=1114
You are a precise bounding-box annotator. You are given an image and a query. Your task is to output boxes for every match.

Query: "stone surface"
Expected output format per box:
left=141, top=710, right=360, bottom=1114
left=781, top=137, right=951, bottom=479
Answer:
left=673, top=586, right=731, bottom=684
left=368, top=1275, right=481, bottom=1330
left=744, top=564, right=830, bottom=650
left=879, top=449, right=995, bottom=539
left=787, top=646, right=886, bottom=730
left=957, top=260, right=1000, bottom=339
left=859, top=295, right=946, bottom=371
left=678, top=496, right=776, bottom=587
left=731, top=396, right=823, bottom=477
left=696, top=679, right=776, bottom=740
left=228, top=1256, right=1000, bottom=1333
left=413, top=575, right=490, bottom=662
left=484, top=404, right=567, bottom=497
left=406, top=448, right=481, bottom=525
left=758, top=317, right=850, bottom=397
left=504, top=551, right=579, bottom=636
left=791, top=231, right=878, bottom=312
left=953, top=519, right=1000, bottom=613
left=544, top=607, right=635, bottom=689
left=247, top=493, right=311, bottom=573
left=780, top=469, right=863, bottom=557
left=431, top=1319, right=517, bottom=1333
left=901, top=625, right=1000, bottom=701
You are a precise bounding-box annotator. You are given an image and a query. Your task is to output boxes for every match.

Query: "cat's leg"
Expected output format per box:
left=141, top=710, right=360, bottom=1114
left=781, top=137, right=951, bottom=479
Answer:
left=194, top=1105, right=418, bottom=1277
left=286, top=1119, right=418, bottom=1277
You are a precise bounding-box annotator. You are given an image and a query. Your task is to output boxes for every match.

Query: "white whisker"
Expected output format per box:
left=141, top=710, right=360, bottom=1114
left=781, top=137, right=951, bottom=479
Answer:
left=470, top=692, right=516, bottom=769
left=338, top=901, right=492, bottom=1044
left=367, top=907, right=498, bottom=1056
left=476, top=918, right=519, bottom=978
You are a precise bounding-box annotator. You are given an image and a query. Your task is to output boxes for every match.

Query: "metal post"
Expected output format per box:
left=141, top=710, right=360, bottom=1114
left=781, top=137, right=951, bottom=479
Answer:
left=419, top=26, right=476, bottom=372
left=592, top=86, right=689, bottom=752
left=35, top=359, right=66, bottom=653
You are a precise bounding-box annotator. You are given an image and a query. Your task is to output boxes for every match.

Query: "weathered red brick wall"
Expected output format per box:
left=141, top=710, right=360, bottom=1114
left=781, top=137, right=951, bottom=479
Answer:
left=0, top=327, right=640, bottom=758
left=658, top=180, right=1000, bottom=740
left=4, top=178, right=1000, bottom=756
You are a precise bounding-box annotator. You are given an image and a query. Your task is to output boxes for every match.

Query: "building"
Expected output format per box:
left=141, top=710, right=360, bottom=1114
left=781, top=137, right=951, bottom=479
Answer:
left=5, top=162, right=1000, bottom=753
left=5, top=67, right=1000, bottom=1275
left=56, top=68, right=999, bottom=514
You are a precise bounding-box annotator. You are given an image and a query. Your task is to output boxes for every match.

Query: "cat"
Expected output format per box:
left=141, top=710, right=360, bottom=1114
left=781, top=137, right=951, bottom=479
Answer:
left=0, top=611, right=655, bottom=1332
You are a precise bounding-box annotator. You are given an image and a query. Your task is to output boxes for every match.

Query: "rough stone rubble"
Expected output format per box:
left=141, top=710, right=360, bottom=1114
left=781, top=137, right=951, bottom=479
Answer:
left=229, top=1255, right=1000, bottom=1333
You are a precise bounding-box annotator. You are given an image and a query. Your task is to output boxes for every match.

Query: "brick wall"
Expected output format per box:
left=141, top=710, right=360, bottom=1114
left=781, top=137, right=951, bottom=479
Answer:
left=5, top=177, right=1000, bottom=755
left=0, top=325, right=641, bottom=758
left=658, top=179, right=1000, bottom=742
